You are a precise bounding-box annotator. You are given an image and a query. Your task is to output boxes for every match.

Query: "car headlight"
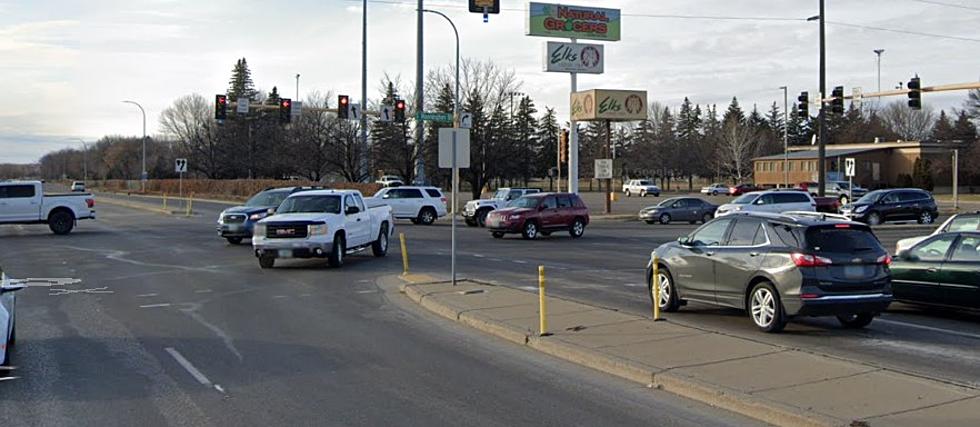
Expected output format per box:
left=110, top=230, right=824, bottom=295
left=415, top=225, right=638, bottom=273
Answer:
left=249, top=212, right=268, bottom=221
left=733, top=206, right=742, bottom=211
left=254, top=223, right=266, bottom=236
left=855, top=205, right=868, bottom=213
left=309, top=224, right=329, bottom=236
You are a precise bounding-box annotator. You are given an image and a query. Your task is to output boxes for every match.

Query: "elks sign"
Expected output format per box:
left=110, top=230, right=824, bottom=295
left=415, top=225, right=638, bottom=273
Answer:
left=571, top=89, right=647, bottom=122
left=543, top=41, right=603, bottom=74
left=527, top=3, right=621, bottom=42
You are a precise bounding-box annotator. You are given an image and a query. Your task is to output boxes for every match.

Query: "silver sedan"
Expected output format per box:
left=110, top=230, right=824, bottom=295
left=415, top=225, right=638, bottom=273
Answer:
left=639, top=197, right=717, bottom=225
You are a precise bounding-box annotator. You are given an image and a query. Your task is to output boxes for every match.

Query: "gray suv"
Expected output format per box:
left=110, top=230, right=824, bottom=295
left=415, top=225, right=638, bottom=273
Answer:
left=647, top=212, right=892, bottom=332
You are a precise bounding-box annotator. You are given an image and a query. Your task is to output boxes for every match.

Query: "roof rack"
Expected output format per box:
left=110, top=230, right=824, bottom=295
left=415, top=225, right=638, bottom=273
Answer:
left=780, top=211, right=851, bottom=222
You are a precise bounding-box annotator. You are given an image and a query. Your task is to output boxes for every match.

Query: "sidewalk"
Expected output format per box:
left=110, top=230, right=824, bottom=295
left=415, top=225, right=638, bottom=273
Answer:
left=400, top=277, right=979, bottom=427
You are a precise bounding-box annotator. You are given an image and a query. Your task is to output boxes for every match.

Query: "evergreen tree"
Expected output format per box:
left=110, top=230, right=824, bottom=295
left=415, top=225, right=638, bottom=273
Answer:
left=700, top=104, right=723, bottom=180
left=786, top=104, right=812, bottom=146
left=931, top=110, right=956, bottom=141
left=722, top=97, right=745, bottom=126
left=462, top=89, right=489, bottom=198
left=965, top=89, right=980, bottom=121
left=513, top=96, right=539, bottom=185
left=534, top=108, right=560, bottom=186
left=227, top=58, right=258, bottom=102
left=265, top=86, right=281, bottom=106
left=422, top=84, right=455, bottom=188
left=371, top=81, right=414, bottom=182
left=953, top=110, right=978, bottom=144
left=674, top=98, right=703, bottom=188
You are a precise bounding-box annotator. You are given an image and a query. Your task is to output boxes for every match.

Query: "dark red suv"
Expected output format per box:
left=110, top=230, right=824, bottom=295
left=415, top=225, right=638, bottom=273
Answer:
left=486, top=193, right=590, bottom=239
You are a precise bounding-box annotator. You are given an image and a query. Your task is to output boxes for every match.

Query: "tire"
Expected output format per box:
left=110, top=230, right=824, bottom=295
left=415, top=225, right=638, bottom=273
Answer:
left=569, top=218, right=585, bottom=238
left=702, top=213, right=714, bottom=224
left=418, top=207, right=437, bottom=225
left=258, top=255, right=275, bottom=269
left=465, top=218, right=477, bottom=227
left=226, top=237, right=243, bottom=245
left=712, top=190, right=718, bottom=196
left=837, top=313, right=874, bottom=329
left=867, top=212, right=882, bottom=226
left=48, top=210, right=74, bottom=235
left=410, top=219, right=419, bottom=225
left=8, top=319, right=14, bottom=346
left=658, top=213, right=671, bottom=225
left=748, top=282, right=787, bottom=333
left=477, top=209, right=491, bottom=227
left=640, top=190, right=647, bottom=197
left=328, top=235, right=345, bottom=268
left=492, top=232, right=504, bottom=239
left=917, top=211, right=934, bottom=225
left=625, top=190, right=632, bottom=197
left=372, top=224, right=389, bottom=257
left=522, top=221, right=539, bottom=240
left=648, top=266, right=680, bottom=312
left=689, top=220, right=697, bottom=224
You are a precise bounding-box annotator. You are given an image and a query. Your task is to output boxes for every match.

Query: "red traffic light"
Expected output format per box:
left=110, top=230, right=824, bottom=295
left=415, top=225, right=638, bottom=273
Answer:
left=281, top=100, right=290, bottom=108
left=217, top=96, right=227, bottom=105
left=340, top=97, right=349, bottom=105
left=395, top=100, right=406, bottom=109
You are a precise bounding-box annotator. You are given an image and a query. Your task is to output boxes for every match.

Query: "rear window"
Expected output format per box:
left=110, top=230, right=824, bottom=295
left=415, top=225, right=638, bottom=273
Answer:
left=774, top=193, right=810, bottom=204
left=947, top=215, right=980, bottom=232
left=425, top=189, right=442, bottom=198
left=805, top=227, right=881, bottom=253
left=557, top=195, right=572, bottom=208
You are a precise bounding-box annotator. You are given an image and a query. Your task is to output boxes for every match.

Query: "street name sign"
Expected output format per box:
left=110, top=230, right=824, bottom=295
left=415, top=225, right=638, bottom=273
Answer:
left=419, top=112, right=453, bottom=122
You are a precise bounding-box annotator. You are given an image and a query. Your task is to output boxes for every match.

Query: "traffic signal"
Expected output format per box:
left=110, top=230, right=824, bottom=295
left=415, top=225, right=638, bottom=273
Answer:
left=559, top=129, right=569, bottom=162
left=394, top=99, right=406, bottom=122
left=279, top=98, right=292, bottom=123
left=797, top=91, right=809, bottom=118
left=830, top=86, right=844, bottom=114
left=907, top=76, right=922, bottom=110
left=338, top=95, right=350, bottom=119
left=215, top=95, right=227, bottom=120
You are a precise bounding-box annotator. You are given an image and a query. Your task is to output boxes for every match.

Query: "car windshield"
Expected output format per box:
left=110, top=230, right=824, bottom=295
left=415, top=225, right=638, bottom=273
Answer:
left=731, top=194, right=757, bottom=204
left=492, top=189, right=510, bottom=200
left=246, top=190, right=291, bottom=207
left=856, top=190, right=885, bottom=204
left=277, top=195, right=341, bottom=214
left=947, top=215, right=980, bottom=232
left=657, top=198, right=680, bottom=207
left=508, top=197, right=541, bottom=209
left=835, top=182, right=850, bottom=190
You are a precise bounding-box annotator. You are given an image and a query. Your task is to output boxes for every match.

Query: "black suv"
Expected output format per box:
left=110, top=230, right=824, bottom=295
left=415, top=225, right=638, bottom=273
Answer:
left=842, top=188, right=938, bottom=225
left=647, top=212, right=892, bottom=332
left=216, top=186, right=324, bottom=244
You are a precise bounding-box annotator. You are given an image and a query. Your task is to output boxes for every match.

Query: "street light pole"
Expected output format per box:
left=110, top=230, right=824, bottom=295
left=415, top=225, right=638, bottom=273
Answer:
left=296, top=73, right=300, bottom=101
left=122, top=100, right=147, bottom=192
left=422, top=8, right=459, bottom=286
left=874, top=49, right=884, bottom=110
left=780, top=86, right=788, bottom=188
left=68, top=138, right=88, bottom=181
left=809, top=1, right=827, bottom=197
left=361, top=0, right=369, bottom=182
left=414, top=0, right=426, bottom=185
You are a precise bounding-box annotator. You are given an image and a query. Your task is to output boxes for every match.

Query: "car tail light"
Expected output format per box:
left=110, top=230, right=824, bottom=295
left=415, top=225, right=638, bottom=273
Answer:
left=877, top=254, right=892, bottom=266
left=801, top=293, right=819, bottom=299
left=791, top=252, right=832, bottom=267
left=441, top=197, right=447, bottom=206
left=834, top=224, right=850, bottom=228
left=86, top=198, right=95, bottom=208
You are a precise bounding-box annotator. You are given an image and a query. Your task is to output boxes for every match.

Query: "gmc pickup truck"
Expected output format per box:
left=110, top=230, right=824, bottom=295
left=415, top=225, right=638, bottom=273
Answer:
left=0, top=181, right=95, bottom=235
left=252, top=190, right=394, bottom=269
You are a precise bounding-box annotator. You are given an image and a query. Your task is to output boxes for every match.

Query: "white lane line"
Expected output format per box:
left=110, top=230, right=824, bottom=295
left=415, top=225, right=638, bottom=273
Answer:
left=356, top=290, right=377, bottom=294
left=272, top=295, right=288, bottom=299
left=164, top=347, right=211, bottom=386
left=623, top=283, right=645, bottom=287
left=877, top=318, right=980, bottom=341
left=513, top=260, right=528, bottom=264
left=472, top=254, right=486, bottom=258
left=136, top=293, right=159, bottom=298
left=139, top=303, right=171, bottom=308
left=194, top=289, right=212, bottom=294
left=517, top=286, right=539, bottom=292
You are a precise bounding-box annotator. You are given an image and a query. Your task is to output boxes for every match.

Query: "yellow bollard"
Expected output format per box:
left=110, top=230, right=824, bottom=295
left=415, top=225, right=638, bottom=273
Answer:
left=399, top=233, right=409, bottom=275
left=539, top=265, right=548, bottom=336
left=185, top=193, right=194, bottom=216
left=162, top=193, right=168, bottom=211
left=652, top=256, right=662, bottom=321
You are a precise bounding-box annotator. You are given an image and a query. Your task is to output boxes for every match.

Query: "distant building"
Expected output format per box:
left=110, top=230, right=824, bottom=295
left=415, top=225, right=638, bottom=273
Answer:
left=752, top=141, right=957, bottom=188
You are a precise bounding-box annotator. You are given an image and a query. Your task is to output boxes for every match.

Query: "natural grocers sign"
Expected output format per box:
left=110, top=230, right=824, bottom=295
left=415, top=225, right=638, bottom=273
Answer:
left=527, top=2, right=621, bottom=42
left=543, top=41, right=603, bottom=74
left=571, top=89, right=647, bottom=121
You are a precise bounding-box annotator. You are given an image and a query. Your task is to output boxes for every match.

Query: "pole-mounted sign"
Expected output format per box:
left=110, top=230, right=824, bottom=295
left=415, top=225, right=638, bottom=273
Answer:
left=527, top=2, right=621, bottom=41
left=543, top=41, right=604, bottom=74
left=571, top=89, right=648, bottom=122
left=174, top=158, right=188, bottom=173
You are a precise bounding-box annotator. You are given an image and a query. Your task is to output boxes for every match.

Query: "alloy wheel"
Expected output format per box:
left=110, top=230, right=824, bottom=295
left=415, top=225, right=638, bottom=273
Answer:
left=751, top=287, right=776, bottom=328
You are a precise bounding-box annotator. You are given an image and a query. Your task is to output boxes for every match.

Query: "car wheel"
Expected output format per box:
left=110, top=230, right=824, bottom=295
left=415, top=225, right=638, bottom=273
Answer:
left=625, top=190, right=631, bottom=197
left=372, top=224, right=389, bottom=257
left=258, top=255, right=275, bottom=269
left=702, top=213, right=714, bottom=223
left=749, top=282, right=787, bottom=333
left=867, top=212, right=882, bottom=226
left=328, top=235, right=345, bottom=268
left=48, top=210, right=75, bottom=235
left=540, top=231, right=552, bottom=237
left=837, top=313, right=874, bottom=329
left=418, top=207, right=437, bottom=225
left=712, top=190, right=718, bottom=196
left=492, top=232, right=504, bottom=239
left=465, top=218, right=477, bottom=227
left=226, top=237, right=243, bottom=245
left=640, top=190, right=647, bottom=197
left=688, top=220, right=697, bottom=224
left=917, top=211, right=934, bottom=224
left=477, top=209, right=491, bottom=227
left=522, top=221, right=539, bottom=240
left=648, top=266, right=680, bottom=312
left=569, top=218, right=586, bottom=238
left=658, top=213, right=671, bottom=225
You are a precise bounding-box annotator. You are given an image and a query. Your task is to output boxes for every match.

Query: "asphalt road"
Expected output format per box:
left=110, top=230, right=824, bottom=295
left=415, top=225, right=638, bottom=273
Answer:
left=0, top=203, right=762, bottom=426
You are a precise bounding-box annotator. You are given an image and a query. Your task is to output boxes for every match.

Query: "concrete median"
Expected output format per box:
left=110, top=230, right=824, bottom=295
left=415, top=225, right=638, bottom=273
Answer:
left=399, top=277, right=980, bottom=427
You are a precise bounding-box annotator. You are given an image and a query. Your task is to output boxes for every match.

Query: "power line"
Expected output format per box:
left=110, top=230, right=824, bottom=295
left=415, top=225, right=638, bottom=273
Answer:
left=827, top=21, right=980, bottom=43
left=908, top=0, right=980, bottom=12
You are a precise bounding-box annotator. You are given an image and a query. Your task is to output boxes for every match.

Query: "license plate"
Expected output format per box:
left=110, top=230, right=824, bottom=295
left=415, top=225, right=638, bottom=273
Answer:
left=226, top=224, right=242, bottom=231
left=844, top=265, right=865, bottom=278
left=278, top=249, right=293, bottom=258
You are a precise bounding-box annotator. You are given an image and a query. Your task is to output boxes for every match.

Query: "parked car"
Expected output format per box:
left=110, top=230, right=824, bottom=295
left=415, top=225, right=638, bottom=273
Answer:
left=841, top=188, right=938, bottom=226
left=70, top=181, right=86, bottom=192
left=252, top=190, right=394, bottom=269
left=891, top=231, right=979, bottom=309
left=368, top=186, right=447, bottom=225
left=1, top=271, right=24, bottom=374
left=729, top=183, right=762, bottom=196
left=825, top=181, right=867, bottom=205
left=463, top=187, right=541, bottom=227
left=715, top=190, right=816, bottom=217
left=622, top=179, right=660, bottom=197
left=375, top=175, right=404, bottom=188
left=896, top=212, right=980, bottom=254
left=0, top=180, right=95, bottom=235
left=639, top=197, right=717, bottom=225
left=700, top=183, right=729, bottom=196
left=485, top=193, right=589, bottom=239
left=783, top=188, right=841, bottom=213
left=217, top=186, right=323, bottom=245
left=647, top=212, right=893, bottom=332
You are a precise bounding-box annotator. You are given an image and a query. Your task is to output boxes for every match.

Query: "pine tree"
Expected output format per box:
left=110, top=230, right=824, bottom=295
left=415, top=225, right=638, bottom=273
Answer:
left=371, top=81, right=414, bottom=182
left=462, top=89, right=489, bottom=198
left=787, top=104, right=812, bottom=146
left=513, top=96, right=539, bottom=185
left=422, top=84, right=455, bottom=188
left=227, top=58, right=258, bottom=102
left=534, top=107, right=560, bottom=187
left=722, top=97, right=745, bottom=126
left=265, top=86, right=281, bottom=106
left=931, top=110, right=956, bottom=141
left=953, top=110, right=978, bottom=144
left=700, top=104, right=723, bottom=180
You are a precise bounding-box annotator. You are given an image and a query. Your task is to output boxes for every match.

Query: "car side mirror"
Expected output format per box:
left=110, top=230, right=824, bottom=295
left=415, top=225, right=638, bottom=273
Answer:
left=346, top=205, right=360, bottom=215
left=382, top=193, right=391, bottom=199
left=678, top=236, right=692, bottom=246
left=266, top=208, right=276, bottom=216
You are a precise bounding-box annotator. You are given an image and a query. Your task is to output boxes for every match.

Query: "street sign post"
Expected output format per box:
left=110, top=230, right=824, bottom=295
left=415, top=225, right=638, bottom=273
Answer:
left=380, top=105, right=394, bottom=122
left=845, top=157, right=856, bottom=204
left=175, top=158, right=188, bottom=207
left=438, top=128, right=471, bottom=168
left=595, top=159, right=613, bottom=179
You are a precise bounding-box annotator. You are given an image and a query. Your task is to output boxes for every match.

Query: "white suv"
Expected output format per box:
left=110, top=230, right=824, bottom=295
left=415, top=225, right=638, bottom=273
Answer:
left=622, top=179, right=661, bottom=197
left=369, top=186, right=448, bottom=225
left=375, top=175, right=404, bottom=188
left=716, top=190, right=816, bottom=217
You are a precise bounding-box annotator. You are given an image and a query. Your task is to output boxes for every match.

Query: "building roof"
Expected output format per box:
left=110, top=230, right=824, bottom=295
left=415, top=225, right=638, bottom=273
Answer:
left=753, top=147, right=883, bottom=161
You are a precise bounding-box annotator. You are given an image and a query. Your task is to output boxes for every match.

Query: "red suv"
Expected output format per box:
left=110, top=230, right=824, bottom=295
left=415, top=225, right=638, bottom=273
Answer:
left=486, top=193, right=590, bottom=239
left=729, top=183, right=763, bottom=196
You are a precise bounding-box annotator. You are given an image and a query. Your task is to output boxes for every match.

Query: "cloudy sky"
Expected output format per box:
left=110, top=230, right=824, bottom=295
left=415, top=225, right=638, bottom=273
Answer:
left=1, top=0, right=977, bottom=163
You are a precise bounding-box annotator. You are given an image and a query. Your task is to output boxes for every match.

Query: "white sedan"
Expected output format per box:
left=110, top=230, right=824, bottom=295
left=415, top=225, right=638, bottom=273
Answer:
left=1, top=271, right=25, bottom=377
left=700, top=183, right=729, bottom=196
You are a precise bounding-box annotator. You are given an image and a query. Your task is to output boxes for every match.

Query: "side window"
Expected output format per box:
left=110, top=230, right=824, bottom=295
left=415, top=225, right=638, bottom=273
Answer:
left=385, top=189, right=402, bottom=199
left=950, top=235, right=980, bottom=262
left=882, top=192, right=900, bottom=203
left=672, top=199, right=688, bottom=208
left=727, top=219, right=762, bottom=246
left=344, top=195, right=356, bottom=213
left=507, top=190, right=522, bottom=200
left=752, top=225, right=769, bottom=246
left=910, top=235, right=956, bottom=262
left=946, top=215, right=980, bottom=233
left=755, top=194, right=774, bottom=205
left=353, top=194, right=366, bottom=211
left=691, top=218, right=731, bottom=247
left=542, top=197, right=558, bottom=209
left=572, top=195, right=586, bottom=208
left=769, top=223, right=800, bottom=247
left=424, top=189, right=442, bottom=198
left=404, top=189, right=424, bottom=199
left=557, top=196, right=572, bottom=208
left=4, top=185, right=36, bottom=198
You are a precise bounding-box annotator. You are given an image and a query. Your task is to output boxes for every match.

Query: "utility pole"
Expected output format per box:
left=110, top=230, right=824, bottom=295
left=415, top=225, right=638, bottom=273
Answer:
left=414, top=0, right=426, bottom=185
left=361, top=0, right=369, bottom=182
left=811, top=0, right=827, bottom=197
left=874, top=49, right=884, bottom=95
left=295, top=73, right=300, bottom=101
left=780, top=86, right=789, bottom=188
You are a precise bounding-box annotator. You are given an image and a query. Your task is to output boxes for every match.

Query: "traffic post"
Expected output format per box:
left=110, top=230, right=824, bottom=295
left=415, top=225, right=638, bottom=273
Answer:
left=175, top=158, right=188, bottom=211
left=538, top=265, right=549, bottom=336
left=845, top=157, right=855, bottom=204
left=652, top=256, right=662, bottom=321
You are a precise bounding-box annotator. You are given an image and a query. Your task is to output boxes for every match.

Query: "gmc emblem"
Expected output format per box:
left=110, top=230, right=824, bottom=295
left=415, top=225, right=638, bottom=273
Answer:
left=276, top=228, right=295, bottom=236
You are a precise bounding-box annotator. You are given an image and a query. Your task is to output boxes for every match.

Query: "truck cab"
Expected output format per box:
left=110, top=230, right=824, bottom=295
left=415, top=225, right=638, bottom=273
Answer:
left=0, top=181, right=95, bottom=235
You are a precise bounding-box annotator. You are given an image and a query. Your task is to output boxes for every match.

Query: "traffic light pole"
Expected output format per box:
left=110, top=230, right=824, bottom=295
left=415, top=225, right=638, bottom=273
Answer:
left=817, top=0, right=827, bottom=198
left=414, top=0, right=427, bottom=186
left=569, top=38, right=579, bottom=194
left=361, top=0, right=369, bottom=183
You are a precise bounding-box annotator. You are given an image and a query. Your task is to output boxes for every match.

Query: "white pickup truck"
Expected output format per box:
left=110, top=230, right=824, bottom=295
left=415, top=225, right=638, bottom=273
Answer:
left=252, top=190, right=394, bottom=269
left=0, top=180, right=95, bottom=235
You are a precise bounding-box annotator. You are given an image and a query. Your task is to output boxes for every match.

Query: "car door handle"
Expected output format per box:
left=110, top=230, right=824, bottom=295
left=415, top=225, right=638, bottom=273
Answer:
left=927, top=267, right=938, bottom=273
left=706, top=251, right=715, bottom=256
left=749, top=252, right=760, bottom=257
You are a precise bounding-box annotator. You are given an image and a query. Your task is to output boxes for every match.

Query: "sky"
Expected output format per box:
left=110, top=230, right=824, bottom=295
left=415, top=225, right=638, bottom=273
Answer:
left=0, top=0, right=977, bottom=163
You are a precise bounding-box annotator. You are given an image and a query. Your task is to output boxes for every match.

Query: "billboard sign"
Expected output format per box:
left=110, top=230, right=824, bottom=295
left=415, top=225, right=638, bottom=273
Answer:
left=543, top=41, right=604, bottom=74
left=571, top=89, right=647, bottom=121
left=527, top=3, right=621, bottom=42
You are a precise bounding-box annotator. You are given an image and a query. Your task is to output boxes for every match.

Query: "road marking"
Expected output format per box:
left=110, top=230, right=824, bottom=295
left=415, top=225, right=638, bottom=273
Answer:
left=513, top=260, right=528, bottom=264
left=164, top=347, right=212, bottom=386
left=624, top=283, right=645, bottom=287
left=272, top=295, right=288, bottom=299
left=194, top=289, right=212, bottom=294
left=139, top=303, right=171, bottom=308
left=472, top=254, right=485, bottom=258
left=356, top=290, right=377, bottom=294
left=136, top=293, right=159, bottom=298
left=517, top=286, right=538, bottom=292
left=877, top=318, right=980, bottom=341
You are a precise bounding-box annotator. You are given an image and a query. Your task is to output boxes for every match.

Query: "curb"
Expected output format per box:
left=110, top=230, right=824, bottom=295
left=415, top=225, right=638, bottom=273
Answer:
left=97, top=197, right=196, bottom=217
left=399, top=276, right=845, bottom=427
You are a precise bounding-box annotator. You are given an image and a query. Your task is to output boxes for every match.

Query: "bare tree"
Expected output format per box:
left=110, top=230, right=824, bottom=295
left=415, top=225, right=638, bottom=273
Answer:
left=718, top=120, right=757, bottom=182
left=159, top=94, right=224, bottom=178
left=881, top=101, right=935, bottom=141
